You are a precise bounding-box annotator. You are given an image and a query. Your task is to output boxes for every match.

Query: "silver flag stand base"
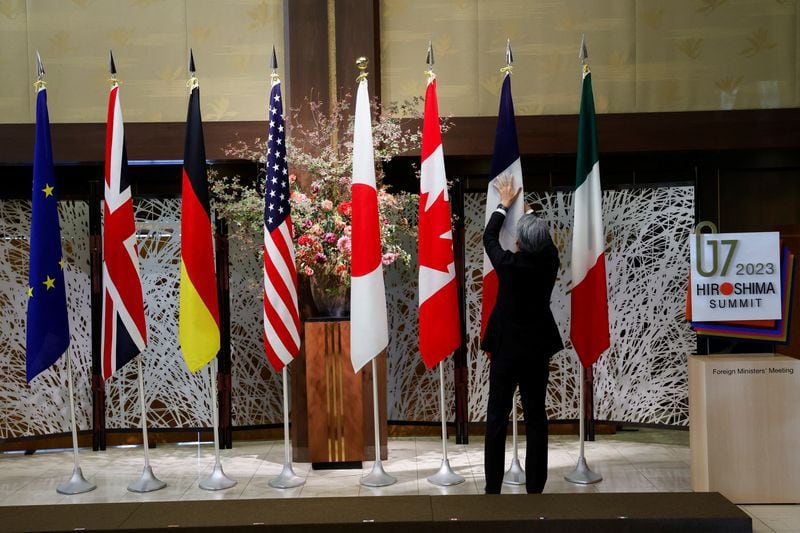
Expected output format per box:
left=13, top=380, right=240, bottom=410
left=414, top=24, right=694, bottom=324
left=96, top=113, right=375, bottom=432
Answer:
left=565, top=456, right=602, bottom=484
left=199, top=462, right=237, bottom=491
left=269, top=462, right=305, bottom=489
left=360, top=460, right=396, bottom=488
left=503, top=456, right=526, bottom=485
left=57, top=466, right=96, bottom=495
left=127, top=465, right=167, bottom=493
left=427, top=458, right=465, bottom=486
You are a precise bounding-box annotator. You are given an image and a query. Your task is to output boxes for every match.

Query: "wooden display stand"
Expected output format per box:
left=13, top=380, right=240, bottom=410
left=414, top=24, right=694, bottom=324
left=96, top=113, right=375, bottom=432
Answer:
left=291, top=318, right=388, bottom=466
left=689, top=354, right=800, bottom=503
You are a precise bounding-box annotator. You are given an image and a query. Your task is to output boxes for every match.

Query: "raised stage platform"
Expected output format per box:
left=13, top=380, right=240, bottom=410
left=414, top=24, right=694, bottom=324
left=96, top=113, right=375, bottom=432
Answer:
left=0, top=493, right=750, bottom=532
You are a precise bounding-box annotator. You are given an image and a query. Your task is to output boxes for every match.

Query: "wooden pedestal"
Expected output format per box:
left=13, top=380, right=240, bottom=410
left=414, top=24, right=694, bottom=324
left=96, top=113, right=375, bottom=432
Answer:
left=689, top=354, right=800, bottom=503
left=291, top=318, right=388, bottom=464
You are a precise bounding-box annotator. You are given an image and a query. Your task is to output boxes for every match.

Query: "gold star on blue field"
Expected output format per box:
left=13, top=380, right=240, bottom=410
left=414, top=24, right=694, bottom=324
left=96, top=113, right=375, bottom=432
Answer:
left=42, top=275, right=55, bottom=290
left=42, top=183, right=54, bottom=198
left=27, top=286, right=33, bottom=298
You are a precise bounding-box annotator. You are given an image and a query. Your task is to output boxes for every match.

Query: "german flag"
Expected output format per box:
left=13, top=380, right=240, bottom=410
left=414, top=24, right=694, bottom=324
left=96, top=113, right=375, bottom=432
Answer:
left=179, top=78, right=220, bottom=373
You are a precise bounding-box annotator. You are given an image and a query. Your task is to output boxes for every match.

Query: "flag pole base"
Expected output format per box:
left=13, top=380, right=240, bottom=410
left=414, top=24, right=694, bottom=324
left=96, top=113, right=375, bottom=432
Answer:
left=360, top=460, right=396, bottom=487
left=565, top=456, right=602, bottom=485
left=269, top=462, right=305, bottom=489
left=127, top=465, right=167, bottom=493
left=56, top=466, right=96, bottom=495
left=199, top=462, right=237, bottom=491
left=427, top=458, right=465, bottom=486
left=503, top=456, right=526, bottom=485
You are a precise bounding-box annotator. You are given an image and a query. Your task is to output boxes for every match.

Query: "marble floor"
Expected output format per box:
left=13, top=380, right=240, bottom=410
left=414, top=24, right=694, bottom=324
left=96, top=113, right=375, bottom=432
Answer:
left=0, top=429, right=796, bottom=532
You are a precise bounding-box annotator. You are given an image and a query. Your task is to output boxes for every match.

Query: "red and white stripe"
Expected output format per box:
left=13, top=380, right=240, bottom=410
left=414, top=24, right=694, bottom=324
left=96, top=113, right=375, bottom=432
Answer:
left=263, top=217, right=300, bottom=370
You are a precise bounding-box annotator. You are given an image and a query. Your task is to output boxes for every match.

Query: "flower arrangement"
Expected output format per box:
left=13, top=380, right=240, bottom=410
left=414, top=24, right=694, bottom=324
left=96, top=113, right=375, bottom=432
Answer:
left=210, top=93, right=452, bottom=311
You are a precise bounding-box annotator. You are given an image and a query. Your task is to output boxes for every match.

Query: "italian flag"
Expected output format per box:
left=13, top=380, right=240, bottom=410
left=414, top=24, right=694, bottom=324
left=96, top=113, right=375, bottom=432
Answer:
left=570, top=67, right=610, bottom=368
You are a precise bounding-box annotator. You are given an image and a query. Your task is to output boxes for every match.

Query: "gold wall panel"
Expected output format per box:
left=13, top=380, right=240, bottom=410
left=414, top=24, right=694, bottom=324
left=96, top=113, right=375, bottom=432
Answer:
left=0, top=0, right=283, bottom=124
left=381, top=0, right=798, bottom=116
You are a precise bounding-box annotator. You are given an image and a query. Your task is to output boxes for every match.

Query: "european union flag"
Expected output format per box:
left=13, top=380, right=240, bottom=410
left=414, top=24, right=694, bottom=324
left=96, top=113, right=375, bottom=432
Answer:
left=26, top=86, right=70, bottom=382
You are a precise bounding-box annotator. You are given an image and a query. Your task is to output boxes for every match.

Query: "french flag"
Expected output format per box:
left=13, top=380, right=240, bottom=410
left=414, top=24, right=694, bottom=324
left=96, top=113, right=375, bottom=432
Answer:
left=480, top=73, right=524, bottom=345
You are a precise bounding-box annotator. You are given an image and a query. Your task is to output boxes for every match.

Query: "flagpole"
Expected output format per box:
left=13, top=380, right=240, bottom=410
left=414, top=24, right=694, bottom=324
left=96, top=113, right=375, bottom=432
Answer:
left=360, top=357, right=396, bottom=487
left=56, top=347, right=96, bottom=495
left=503, top=388, right=525, bottom=485
left=127, top=356, right=166, bottom=492
left=566, top=34, right=602, bottom=486
left=427, top=362, right=464, bottom=486
left=269, top=367, right=305, bottom=489
left=565, top=365, right=602, bottom=484
left=199, top=361, right=236, bottom=490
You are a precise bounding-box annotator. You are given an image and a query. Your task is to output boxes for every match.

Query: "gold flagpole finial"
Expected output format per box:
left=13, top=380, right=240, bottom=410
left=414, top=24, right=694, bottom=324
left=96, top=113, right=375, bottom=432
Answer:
left=34, top=51, right=46, bottom=92
left=425, top=41, right=435, bottom=82
left=500, top=38, right=513, bottom=75
left=356, top=57, right=368, bottom=82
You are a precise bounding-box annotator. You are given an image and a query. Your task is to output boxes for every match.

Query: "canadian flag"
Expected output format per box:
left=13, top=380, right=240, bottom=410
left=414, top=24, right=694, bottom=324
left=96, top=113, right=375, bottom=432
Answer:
left=418, top=77, right=460, bottom=369
left=350, top=76, right=388, bottom=372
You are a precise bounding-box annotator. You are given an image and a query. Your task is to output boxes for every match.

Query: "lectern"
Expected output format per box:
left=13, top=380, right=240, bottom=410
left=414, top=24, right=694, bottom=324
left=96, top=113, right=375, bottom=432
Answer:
left=291, top=318, right=388, bottom=466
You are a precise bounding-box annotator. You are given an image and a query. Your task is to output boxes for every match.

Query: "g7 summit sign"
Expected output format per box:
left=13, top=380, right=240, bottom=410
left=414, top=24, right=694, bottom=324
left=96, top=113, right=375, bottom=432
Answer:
left=689, top=224, right=781, bottom=322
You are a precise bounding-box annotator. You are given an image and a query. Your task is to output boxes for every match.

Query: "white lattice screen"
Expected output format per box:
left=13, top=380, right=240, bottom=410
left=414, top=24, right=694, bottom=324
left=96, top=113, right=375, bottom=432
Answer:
left=0, top=185, right=694, bottom=439
left=462, top=187, right=696, bottom=425
left=0, top=201, right=92, bottom=439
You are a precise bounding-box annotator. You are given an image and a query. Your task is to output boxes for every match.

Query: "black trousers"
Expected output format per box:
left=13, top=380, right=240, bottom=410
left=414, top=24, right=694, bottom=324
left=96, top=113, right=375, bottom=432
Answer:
left=484, top=353, right=550, bottom=494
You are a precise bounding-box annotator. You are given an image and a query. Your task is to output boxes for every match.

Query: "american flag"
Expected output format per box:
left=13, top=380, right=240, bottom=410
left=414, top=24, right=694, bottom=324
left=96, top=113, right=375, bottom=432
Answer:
left=263, top=79, right=300, bottom=371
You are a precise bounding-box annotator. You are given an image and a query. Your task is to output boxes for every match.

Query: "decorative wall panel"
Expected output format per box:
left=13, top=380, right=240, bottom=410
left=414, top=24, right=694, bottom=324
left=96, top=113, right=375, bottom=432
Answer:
left=228, top=225, right=282, bottom=427
left=381, top=0, right=799, bottom=116
left=463, top=186, right=695, bottom=426
left=0, top=200, right=91, bottom=439
left=0, top=186, right=695, bottom=440
left=105, top=199, right=212, bottom=429
left=105, top=199, right=283, bottom=430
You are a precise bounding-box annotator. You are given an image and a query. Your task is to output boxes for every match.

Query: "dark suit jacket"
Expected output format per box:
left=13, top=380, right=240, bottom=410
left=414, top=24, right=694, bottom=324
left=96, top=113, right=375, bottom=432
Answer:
left=481, top=210, right=564, bottom=363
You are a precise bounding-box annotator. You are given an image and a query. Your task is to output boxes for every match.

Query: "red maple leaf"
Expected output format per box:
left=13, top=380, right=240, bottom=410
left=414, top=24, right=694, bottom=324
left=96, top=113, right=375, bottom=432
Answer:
left=419, top=191, right=454, bottom=273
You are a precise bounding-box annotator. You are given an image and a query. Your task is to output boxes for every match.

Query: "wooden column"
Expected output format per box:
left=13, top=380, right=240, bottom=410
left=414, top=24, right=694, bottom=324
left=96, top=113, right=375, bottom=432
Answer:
left=215, top=216, right=233, bottom=449
left=89, top=178, right=105, bottom=451
left=451, top=176, right=470, bottom=444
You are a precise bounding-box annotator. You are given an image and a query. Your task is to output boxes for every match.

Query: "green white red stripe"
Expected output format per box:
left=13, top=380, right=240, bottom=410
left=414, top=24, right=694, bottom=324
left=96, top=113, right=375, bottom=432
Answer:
left=570, top=68, right=610, bottom=368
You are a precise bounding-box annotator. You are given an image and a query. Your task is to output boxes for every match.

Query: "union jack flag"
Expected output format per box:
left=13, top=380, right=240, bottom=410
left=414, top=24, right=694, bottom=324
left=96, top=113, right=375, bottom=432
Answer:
left=101, top=83, right=147, bottom=380
left=263, top=78, right=300, bottom=371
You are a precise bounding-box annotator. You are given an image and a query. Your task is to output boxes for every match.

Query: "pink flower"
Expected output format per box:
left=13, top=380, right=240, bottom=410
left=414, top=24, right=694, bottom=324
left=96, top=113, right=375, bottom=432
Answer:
left=311, top=182, right=321, bottom=194
left=343, top=225, right=352, bottom=236
left=314, top=253, right=328, bottom=264
left=304, top=219, right=313, bottom=228
left=310, top=224, right=323, bottom=235
left=304, top=266, right=314, bottom=276
left=381, top=252, right=398, bottom=266
left=289, top=174, right=297, bottom=184
left=323, top=232, right=337, bottom=244
left=321, top=199, right=334, bottom=211
left=337, top=236, right=351, bottom=254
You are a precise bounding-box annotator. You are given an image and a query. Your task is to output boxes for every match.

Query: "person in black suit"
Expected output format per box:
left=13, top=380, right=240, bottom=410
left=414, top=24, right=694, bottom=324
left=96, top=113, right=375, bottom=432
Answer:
left=482, top=174, right=563, bottom=494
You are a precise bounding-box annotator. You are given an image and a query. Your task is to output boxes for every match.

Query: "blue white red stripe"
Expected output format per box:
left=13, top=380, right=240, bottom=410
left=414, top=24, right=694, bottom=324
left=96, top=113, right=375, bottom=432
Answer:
left=480, top=73, right=524, bottom=344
